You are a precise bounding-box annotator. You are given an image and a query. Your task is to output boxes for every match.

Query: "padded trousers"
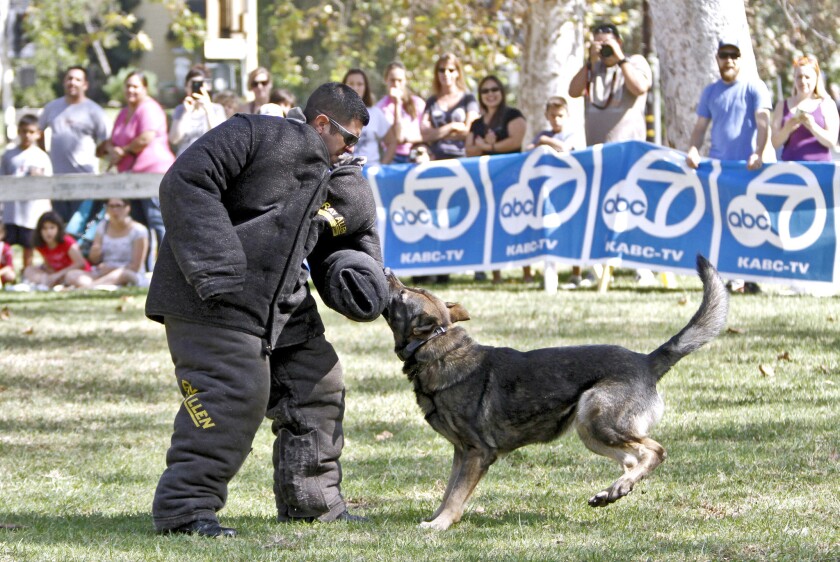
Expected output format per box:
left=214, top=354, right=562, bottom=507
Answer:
left=266, top=335, right=347, bottom=522
left=153, top=318, right=270, bottom=531
left=152, top=320, right=347, bottom=531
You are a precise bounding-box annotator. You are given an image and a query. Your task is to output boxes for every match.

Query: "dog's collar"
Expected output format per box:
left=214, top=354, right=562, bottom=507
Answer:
left=399, top=326, right=447, bottom=362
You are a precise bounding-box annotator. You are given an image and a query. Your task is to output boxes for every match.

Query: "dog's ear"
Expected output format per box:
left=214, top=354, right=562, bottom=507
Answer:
left=446, top=302, right=470, bottom=323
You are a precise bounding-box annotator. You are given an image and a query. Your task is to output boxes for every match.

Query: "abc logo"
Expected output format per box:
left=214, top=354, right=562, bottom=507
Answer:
left=600, top=149, right=704, bottom=237
left=726, top=162, right=826, bottom=251
left=602, top=195, right=647, bottom=216
left=498, top=148, right=587, bottom=235
left=500, top=198, right=535, bottom=218
left=391, top=206, right=432, bottom=226
left=727, top=208, right=770, bottom=230
left=601, top=180, right=648, bottom=233
left=389, top=160, right=480, bottom=243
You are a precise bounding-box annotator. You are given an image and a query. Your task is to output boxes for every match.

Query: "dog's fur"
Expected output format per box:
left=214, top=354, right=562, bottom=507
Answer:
left=382, top=255, right=729, bottom=530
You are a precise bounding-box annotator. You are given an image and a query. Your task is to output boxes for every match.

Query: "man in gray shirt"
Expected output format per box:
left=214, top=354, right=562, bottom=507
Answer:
left=39, top=66, right=110, bottom=221
left=568, top=22, right=652, bottom=145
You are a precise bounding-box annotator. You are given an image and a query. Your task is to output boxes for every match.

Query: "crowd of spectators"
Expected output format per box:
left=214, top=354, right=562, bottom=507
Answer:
left=2, top=29, right=839, bottom=293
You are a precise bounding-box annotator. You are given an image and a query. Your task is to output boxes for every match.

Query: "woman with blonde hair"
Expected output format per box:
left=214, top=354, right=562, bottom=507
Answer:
left=771, top=54, right=839, bottom=161
left=420, top=53, right=479, bottom=160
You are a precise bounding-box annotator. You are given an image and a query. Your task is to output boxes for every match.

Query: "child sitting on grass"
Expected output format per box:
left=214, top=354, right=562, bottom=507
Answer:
left=22, top=211, right=90, bottom=290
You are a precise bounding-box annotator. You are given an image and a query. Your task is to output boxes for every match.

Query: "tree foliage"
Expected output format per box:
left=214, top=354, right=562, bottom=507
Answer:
left=11, top=0, right=840, bottom=133
left=748, top=0, right=840, bottom=92
left=256, top=0, right=646, bottom=103
left=13, top=0, right=204, bottom=107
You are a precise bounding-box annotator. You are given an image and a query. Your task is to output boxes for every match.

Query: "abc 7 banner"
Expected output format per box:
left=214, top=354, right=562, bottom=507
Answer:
left=366, top=142, right=837, bottom=287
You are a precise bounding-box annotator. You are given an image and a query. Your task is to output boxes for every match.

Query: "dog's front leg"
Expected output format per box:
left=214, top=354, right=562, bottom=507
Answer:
left=421, top=447, right=495, bottom=531
left=429, top=447, right=466, bottom=520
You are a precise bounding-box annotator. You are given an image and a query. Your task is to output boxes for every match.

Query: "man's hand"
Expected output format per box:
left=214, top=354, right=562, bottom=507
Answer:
left=746, top=152, right=763, bottom=170
left=685, top=146, right=702, bottom=169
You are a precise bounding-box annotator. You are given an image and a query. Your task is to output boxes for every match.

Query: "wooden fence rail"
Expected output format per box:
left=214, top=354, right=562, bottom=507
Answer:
left=0, top=173, right=163, bottom=202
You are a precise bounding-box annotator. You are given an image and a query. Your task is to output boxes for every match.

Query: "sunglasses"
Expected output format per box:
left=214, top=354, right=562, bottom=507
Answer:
left=250, top=79, right=270, bottom=88
left=717, top=51, right=740, bottom=60
left=480, top=86, right=501, bottom=95
left=437, top=67, right=458, bottom=74
left=107, top=203, right=127, bottom=209
left=319, top=111, right=359, bottom=147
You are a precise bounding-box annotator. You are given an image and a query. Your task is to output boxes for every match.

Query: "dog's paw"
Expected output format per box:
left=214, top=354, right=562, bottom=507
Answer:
left=419, top=518, right=453, bottom=531
left=588, top=491, right=612, bottom=508
left=589, top=483, right=633, bottom=507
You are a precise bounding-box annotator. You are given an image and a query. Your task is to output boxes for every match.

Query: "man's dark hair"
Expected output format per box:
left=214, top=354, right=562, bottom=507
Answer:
left=592, top=22, right=621, bottom=41
left=65, top=65, right=88, bottom=81
left=303, top=82, right=369, bottom=127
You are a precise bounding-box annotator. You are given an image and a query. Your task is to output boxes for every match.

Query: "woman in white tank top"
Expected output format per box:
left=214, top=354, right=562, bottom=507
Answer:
left=65, top=198, right=149, bottom=289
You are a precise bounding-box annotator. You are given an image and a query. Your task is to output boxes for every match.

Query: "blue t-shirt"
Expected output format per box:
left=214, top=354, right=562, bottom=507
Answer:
left=697, top=78, right=772, bottom=160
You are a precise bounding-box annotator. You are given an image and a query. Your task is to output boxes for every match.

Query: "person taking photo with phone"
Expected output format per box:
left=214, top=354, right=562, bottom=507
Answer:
left=170, top=65, right=226, bottom=157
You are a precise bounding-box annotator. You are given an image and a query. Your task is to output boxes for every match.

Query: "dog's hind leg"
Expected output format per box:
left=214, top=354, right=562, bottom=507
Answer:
left=575, top=388, right=667, bottom=507
left=421, top=447, right=495, bottom=531
left=581, top=436, right=666, bottom=507
left=429, top=447, right=466, bottom=520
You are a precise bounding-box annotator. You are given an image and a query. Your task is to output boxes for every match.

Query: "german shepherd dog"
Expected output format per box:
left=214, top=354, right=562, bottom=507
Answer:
left=382, top=255, right=729, bottom=530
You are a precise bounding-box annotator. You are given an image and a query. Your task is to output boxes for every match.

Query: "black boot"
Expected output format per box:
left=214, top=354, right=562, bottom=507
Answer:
left=164, top=519, right=237, bottom=538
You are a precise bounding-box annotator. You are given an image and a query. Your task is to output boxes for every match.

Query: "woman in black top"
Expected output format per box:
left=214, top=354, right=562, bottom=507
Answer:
left=465, top=75, right=527, bottom=157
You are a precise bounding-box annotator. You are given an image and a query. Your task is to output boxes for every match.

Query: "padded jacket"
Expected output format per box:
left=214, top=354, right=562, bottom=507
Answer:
left=277, top=161, right=383, bottom=346
left=145, top=113, right=331, bottom=349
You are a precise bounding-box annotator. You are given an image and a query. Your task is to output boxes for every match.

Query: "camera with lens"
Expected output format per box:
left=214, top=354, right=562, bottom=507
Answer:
left=191, top=79, right=209, bottom=94
left=600, top=44, right=614, bottom=58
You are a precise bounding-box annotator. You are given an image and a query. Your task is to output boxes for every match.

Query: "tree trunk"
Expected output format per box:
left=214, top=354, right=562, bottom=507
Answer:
left=0, top=0, right=12, bottom=143
left=518, top=0, right=586, bottom=145
left=648, top=0, right=759, bottom=152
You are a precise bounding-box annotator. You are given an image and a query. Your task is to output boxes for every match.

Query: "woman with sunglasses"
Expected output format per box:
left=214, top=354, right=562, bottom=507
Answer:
left=466, top=75, right=530, bottom=283
left=771, top=55, right=839, bottom=162
left=342, top=68, right=391, bottom=166
left=240, top=67, right=273, bottom=114
left=420, top=53, right=479, bottom=160
left=465, top=75, right=526, bottom=157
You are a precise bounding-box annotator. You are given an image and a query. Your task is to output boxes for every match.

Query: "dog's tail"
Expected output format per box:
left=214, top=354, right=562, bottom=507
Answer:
left=648, top=255, right=729, bottom=381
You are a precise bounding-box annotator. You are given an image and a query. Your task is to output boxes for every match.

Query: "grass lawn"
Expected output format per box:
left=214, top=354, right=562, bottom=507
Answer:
left=0, top=270, right=838, bottom=561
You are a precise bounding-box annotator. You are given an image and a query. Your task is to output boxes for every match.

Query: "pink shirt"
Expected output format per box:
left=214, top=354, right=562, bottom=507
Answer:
left=111, top=98, right=175, bottom=173
left=376, top=95, right=426, bottom=157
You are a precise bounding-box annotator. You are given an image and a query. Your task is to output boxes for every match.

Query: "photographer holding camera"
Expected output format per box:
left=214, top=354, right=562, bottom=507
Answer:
left=170, top=65, right=227, bottom=157
left=565, top=23, right=654, bottom=289
left=569, top=22, right=652, bottom=145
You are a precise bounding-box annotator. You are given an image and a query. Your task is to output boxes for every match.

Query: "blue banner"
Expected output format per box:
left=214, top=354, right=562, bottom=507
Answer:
left=365, top=141, right=839, bottom=290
